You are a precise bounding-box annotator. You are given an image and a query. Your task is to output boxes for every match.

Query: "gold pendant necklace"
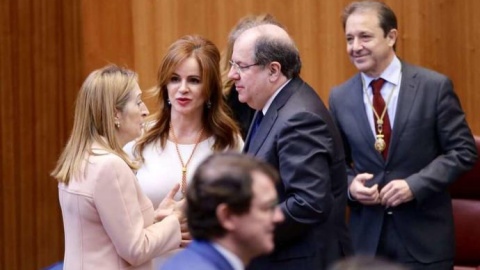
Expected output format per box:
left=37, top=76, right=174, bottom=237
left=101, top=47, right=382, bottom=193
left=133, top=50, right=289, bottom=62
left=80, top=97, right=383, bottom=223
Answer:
left=374, top=134, right=386, bottom=152
left=169, top=123, right=204, bottom=197
left=361, top=74, right=401, bottom=153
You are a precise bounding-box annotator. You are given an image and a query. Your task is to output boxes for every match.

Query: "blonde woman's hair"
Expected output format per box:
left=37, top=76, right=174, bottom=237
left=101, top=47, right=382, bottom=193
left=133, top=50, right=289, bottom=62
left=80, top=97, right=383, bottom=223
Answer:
left=51, top=65, right=139, bottom=184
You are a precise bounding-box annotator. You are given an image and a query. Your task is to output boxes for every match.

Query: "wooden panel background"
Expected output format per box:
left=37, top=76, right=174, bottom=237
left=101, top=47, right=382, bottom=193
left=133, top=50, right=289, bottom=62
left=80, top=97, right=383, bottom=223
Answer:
left=0, top=0, right=82, bottom=269
left=81, top=0, right=479, bottom=134
left=1, top=0, right=479, bottom=269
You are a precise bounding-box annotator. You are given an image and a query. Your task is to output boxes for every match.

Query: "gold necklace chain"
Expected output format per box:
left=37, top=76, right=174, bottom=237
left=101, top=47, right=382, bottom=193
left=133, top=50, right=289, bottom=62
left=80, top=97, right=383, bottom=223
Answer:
left=169, top=123, right=204, bottom=196
left=361, top=73, right=401, bottom=153
left=361, top=75, right=399, bottom=127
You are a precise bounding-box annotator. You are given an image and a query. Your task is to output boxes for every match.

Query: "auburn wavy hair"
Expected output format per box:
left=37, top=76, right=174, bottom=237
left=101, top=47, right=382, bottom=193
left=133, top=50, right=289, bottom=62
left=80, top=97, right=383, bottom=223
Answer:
left=134, top=35, right=240, bottom=161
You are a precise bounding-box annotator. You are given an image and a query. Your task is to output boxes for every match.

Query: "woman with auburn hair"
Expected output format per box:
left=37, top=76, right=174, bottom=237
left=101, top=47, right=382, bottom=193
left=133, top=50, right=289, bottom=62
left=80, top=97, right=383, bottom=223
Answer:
left=52, top=65, right=183, bottom=270
left=125, top=35, right=242, bottom=267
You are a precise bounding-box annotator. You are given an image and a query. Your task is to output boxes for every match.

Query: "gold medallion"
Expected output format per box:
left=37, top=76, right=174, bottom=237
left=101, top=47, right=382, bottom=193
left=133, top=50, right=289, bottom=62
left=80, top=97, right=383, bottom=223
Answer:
left=374, top=136, right=386, bottom=152
left=361, top=75, right=401, bottom=155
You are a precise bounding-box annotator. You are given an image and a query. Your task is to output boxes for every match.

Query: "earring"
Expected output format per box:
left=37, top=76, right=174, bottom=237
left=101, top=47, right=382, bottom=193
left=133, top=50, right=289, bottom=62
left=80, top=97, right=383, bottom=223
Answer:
left=206, top=100, right=211, bottom=109
left=167, top=99, right=171, bottom=106
left=115, top=122, right=120, bottom=128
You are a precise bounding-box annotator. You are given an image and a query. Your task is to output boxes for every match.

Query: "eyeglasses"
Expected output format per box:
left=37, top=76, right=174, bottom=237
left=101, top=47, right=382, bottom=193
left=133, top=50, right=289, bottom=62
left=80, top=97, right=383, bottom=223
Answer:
left=229, top=60, right=259, bottom=74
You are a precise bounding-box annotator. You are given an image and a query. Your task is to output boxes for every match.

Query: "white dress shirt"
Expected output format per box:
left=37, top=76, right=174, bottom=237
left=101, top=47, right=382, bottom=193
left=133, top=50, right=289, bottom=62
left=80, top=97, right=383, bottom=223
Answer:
left=361, top=56, right=402, bottom=136
left=262, top=79, right=292, bottom=115
left=212, top=242, right=245, bottom=270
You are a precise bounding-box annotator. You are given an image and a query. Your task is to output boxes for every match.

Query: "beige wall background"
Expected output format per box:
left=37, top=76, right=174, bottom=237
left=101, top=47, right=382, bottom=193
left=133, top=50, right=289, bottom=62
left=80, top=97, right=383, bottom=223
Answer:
left=1, top=0, right=479, bottom=268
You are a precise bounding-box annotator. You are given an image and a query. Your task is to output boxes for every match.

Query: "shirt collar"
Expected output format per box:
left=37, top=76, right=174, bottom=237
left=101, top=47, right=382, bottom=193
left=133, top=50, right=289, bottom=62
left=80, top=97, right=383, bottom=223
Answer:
left=211, top=242, right=245, bottom=270
left=262, top=79, right=292, bottom=115
left=361, top=55, right=402, bottom=88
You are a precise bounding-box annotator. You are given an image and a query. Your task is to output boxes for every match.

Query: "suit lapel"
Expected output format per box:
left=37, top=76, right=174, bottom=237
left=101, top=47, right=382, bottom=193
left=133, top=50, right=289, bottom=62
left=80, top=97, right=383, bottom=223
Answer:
left=249, top=109, right=277, bottom=155
left=387, top=62, right=418, bottom=163
left=243, top=110, right=259, bottom=152
left=349, top=74, right=385, bottom=163
left=247, top=78, right=299, bottom=155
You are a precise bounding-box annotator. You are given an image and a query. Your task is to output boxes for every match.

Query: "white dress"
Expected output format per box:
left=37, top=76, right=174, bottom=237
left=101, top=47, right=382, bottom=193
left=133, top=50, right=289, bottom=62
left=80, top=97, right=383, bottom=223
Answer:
left=124, top=136, right=242, bottom=268
left=125, top=137, right=216, bottom=206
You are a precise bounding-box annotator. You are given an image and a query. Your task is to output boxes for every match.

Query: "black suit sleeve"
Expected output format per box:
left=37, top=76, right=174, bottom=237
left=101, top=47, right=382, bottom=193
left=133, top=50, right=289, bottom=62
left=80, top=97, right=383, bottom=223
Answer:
left=274, top=111, right=335, bottom=244
left=329, top=91, right=360, bottom=207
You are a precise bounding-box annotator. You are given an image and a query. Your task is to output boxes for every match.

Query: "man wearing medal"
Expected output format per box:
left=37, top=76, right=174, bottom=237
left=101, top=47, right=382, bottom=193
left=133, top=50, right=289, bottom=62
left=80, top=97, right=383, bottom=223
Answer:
left=329, top=1, right=478, bottom=270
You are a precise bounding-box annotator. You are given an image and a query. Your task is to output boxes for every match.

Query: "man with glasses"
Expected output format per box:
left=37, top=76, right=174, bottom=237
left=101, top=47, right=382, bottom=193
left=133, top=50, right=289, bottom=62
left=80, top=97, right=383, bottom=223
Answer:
left=228, top=23, right=352, bottom=270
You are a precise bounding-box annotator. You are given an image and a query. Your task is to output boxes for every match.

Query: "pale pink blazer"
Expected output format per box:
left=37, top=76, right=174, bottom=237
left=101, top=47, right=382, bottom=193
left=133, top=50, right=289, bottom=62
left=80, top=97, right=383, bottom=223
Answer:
left=58, top=146, right=181, bottom=270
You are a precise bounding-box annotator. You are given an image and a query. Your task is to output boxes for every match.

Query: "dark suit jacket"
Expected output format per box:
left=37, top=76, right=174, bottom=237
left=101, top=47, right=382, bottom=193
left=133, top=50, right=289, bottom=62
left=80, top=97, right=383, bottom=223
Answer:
left=329, top=61, right=478, bottom=263
left=245, top=77, right=352, bottom=270
left=161, top=240, right=233, bottom=270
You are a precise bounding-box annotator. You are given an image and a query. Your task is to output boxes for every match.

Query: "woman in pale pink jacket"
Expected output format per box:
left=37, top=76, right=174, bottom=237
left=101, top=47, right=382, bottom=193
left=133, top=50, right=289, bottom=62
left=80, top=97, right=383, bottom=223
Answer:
left=51, top=65, right=183, bottom=270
